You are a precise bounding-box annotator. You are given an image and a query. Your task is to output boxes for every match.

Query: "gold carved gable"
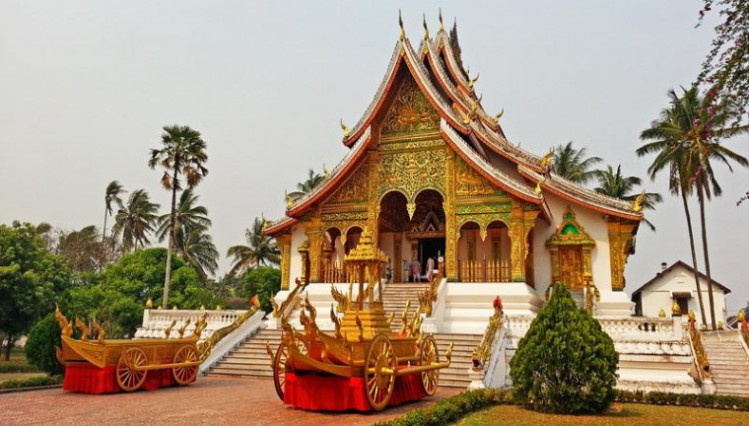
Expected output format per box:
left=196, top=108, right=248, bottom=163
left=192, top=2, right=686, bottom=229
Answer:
left=381, top=76, right=440, bottom=136
left=328, top=164, right=369, bottom=204
left=378, top=148, right=446, bottom=200
left=546, top=207, right=595, bottom=247
left=455, top=156, right=498, bottom=196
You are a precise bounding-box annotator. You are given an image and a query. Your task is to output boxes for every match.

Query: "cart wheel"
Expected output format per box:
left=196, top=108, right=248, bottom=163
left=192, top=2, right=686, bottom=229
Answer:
left=272, top=342, right=289, bottom=401
left=364, top=334, right=397, bottom=411
left=172, top=345, right=199, bottom=385
left=420, top=334, right=440, bottom=396
left=116, top=347, right=148, bottom=392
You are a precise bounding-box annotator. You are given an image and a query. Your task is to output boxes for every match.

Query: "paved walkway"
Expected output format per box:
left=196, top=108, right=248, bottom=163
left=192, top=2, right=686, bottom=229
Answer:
left=0, top=377, right=460, bottom=425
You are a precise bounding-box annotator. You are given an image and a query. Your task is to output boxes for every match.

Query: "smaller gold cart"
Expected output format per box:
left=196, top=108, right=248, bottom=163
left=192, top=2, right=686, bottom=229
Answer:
left=55, top=301, right=259, bottom=392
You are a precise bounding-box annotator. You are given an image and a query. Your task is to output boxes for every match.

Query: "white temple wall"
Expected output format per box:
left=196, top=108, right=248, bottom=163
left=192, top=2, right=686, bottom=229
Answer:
left=288, top=224, right=306, bottom=288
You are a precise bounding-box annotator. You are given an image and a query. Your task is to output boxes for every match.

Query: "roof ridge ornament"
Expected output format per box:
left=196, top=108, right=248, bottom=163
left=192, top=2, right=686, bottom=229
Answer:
left=468, top=72, right=480, bottom=88
left=632, top=191, right=646, bottom=212
left=423, top=13, right=429, bottom=40
left=340, top=119, right=350, bottom=138
left=398, top=9, right=405, bottom=41
left=492, top=109, right=504, bottom=125
left=438, top=8, right=444, bottom=32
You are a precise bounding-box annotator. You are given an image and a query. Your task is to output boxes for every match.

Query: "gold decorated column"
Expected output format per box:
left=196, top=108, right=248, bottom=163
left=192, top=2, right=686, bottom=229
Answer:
left=607, top=219, right=637, bottom=291
left=444, top=148, right=458, bottom=281
left=278, top=234, right=292, bottom=290
left=367, top=151, right=381, bottom=248
left=306, top=215, right=323, bottom=283
left=508, top=202, right=540, bottom=282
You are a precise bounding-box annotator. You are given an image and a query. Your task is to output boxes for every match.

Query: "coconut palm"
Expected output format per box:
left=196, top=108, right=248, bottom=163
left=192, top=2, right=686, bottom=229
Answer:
left=111, top=189, right=160, bottom=251
left=103, top=181, right=126, bottom=240
left=551, top=141, right=603, bottom=184
left=155, top=189, right=217, bottom=279
left=227, top=217, right=280, bottom=276
left=288, top=169, right=324, bottom=199
left=149, top=125, right=208, bottom=308
left=638, top=86, right=748, bottom=329
left=593, top=165, right=662, bottom=231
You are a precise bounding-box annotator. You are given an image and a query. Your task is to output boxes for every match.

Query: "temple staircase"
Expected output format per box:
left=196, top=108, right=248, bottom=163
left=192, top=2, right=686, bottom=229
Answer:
left=207, top=328, right=280, bottom=378
left=382, top=282, right=429, bottom=331
left=701, top=331, right=749, bottom=397
left=434, top=333, right=482, bottom=388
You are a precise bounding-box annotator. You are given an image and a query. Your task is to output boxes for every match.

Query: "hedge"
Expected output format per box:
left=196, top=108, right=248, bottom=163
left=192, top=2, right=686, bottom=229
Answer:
left=0, top=374, right=63, bottom=390
left=379, top=388, right=749, bottom=426
left=0, top=362, right=39, bottom=373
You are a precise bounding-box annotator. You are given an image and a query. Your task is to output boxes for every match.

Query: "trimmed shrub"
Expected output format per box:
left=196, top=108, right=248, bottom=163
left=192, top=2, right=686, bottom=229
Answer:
left=510, top=283, right=618, bottom=414
left=24, top=314, right=64, bottom=376
left=0, top=374, right=63, bottom=390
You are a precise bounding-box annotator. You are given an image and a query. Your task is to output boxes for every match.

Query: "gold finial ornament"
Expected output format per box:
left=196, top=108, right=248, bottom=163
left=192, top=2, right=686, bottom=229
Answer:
left=540, top=148, right=554, bottom=172
left=285, top=191, right=293, bottom=209
left=468, top=73, right=480, bottom=89
left=145, top=298, right=153, bottom=309
left=739, top=311, right=746, bottom=322
left=534, top=176, right=545, bottom=194
left=672, top=301, right=682, bottom=316
left=422, top=14, right=429, bottom=40
left=633, top=191, right=645, bottom=212
left=658, top=309, right=666, bottom=318
left=688, top=310, right=696, bottom=321
left=323, top=164, right=329, bottom=176
left=340, top=119, right=350, bottom=138
left=398, top=9, right=405, bottom=41
left=438, top=8, right=444, bottom=32
left=493, top=109, right=504, bottom=124
left=261, top=214, right=269, bottom=231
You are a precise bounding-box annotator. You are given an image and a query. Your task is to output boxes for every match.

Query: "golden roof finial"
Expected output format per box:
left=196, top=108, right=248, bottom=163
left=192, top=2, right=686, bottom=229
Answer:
left=534, top=176, right=545, bottom=194
left=672, top=301, right=682, bottom=316
left=633, top=191, right=645, bottom=212
left=438, top=8, right=444, bottom=32
left=493, top=109, right=504, bottom=124
left=145, top=298, right=153, bottom=309
left=285, top=190, right=293, bottom=209
left=540, top=148, right=554, bottom=170
left=423, top=14, right=429, bottom=40
left=468, top=72, right=480, bottom=89
left=340, top=119, right=350, bottom=138
left=398, top=9, right=405, bottom=41
left=658, top=309, right=666, bottom=318
left=261, top=213, right=268, bottom=230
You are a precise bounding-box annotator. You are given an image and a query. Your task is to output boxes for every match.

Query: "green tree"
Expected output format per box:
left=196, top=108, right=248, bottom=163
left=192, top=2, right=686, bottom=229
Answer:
left=288, top=168, right=324, bottom=199
left=510, top=283, right=618, bottom=414
left=638, top=87, right=748, bottom=329
left=55, top=225, right=111, bottom=272
left=227, top=217, right=280, bottom=276
left=25, top=313, right=64, bottom=375
left=0, top=222, right=71, bottom=360
left=155, top=189, right=217, bottom=279
left=239, top=266, right=281, bottom=313
left=112, top=189, right=160, bottom=252
left=593, top=165, right=663, bottom=231
left=149, top=125, right=209, bottom=308
left=551, top=141, right=602, bottom=184
left=103, top=180, right=126, bottom=240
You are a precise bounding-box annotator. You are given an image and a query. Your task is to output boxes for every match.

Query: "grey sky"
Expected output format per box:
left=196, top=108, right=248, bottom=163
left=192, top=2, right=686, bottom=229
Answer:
left=1, top=1, right=747, bottom=313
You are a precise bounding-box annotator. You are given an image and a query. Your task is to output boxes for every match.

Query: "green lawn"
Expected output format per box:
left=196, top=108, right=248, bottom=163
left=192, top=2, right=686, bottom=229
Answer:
left=0, top=347, right=41, bottom=376
left=457, top=403, right=749, bottom=426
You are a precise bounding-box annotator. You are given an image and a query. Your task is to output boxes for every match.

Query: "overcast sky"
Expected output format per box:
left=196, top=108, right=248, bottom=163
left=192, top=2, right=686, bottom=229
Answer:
left=1, top=1, right=747, bottom=313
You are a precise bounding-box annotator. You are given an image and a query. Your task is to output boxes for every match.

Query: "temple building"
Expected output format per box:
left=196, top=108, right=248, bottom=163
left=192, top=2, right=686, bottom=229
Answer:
left=264, top=14, right=642, bottom=321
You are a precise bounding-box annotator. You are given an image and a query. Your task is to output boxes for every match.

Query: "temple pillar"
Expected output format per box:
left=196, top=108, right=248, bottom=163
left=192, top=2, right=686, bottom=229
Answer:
left=508, top=202, right=539, bottom=282
left=306, top=214, right=323, bottom=283
left=445, top=149, right=458, bottom=281
left=278, top=234, right=292, bottom=290
left=367, top=151, right=380, bottom=248
left=607, top=219, right=637, bottom=291
left=298, top=239, right=310, bottom=283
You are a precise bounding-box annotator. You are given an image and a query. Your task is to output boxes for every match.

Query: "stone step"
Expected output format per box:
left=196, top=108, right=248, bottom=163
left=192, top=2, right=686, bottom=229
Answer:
left=210, top=368, right=274, bottom=378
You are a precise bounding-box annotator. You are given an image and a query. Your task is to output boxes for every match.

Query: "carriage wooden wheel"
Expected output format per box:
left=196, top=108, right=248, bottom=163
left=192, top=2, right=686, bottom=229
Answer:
left=172, top=345, right=199, bottom=385
left=272, top=342, right=289, bottom=401
left=363, top=334, right=397, bottom=411
left=116, top=347, right=148, bottom=392
left=420, top=334, right=439, bottom=396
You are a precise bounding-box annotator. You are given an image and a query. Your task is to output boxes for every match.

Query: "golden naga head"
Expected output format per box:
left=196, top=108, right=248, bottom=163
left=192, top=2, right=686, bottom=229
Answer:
left=398, top=9, right=405, bottom=41
left=492, top=109, right=504, bottom=124
left=422, top=14, right=429, bottom=40
left=540, top=148, right=554, bottom=169
left=468, top=72, right=480, bottom=89
left=633, top=191, right=646, bottom=212
left=534, top=176, right=545, bottom=194
left=339, top=119, right=350, bottom=138
left=285, top=191, right=293, bottom=209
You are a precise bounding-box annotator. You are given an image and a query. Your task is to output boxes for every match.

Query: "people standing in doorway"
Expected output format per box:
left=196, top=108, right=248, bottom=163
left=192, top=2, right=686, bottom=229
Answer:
left=403, top=258, right=411, bottom=283
left=410, top=258, right=422, bottom=282
left=426, top=257, right=435, bottom=282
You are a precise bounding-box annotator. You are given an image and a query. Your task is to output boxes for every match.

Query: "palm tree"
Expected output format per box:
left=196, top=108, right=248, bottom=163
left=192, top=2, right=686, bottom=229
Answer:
left=149, top=125, right=208, bottom=308
left=155, top=189, right=217, bottom=280
left=227, top=217, right=281, bottom=276
left=111, top=189, right=160, bottom=251
left=638, top=87, right=748, bottom=329
left=288, top=169, right=324, bottom=199
left=551, top=141, right=603, bottom=184
left=593, top=165, right=662, bottom=231
left=103, top=181, right=126, bottom=240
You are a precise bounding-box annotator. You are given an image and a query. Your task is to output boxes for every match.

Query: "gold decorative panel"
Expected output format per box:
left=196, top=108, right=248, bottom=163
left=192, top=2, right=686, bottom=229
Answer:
left=455, top=157, right=497, bottom=196
left=546, top=207, right=595, bottom=290
left=378, top=148, right=446, bottom=201
left=329, top=164, right=369, bottom=204
left=381, top=76, right=440, bottom=135
left=607, top=219, right=637, bottom=291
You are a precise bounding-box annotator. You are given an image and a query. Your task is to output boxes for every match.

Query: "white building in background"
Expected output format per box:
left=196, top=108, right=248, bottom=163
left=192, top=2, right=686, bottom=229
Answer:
left=631, top=261, right=731, bottom=325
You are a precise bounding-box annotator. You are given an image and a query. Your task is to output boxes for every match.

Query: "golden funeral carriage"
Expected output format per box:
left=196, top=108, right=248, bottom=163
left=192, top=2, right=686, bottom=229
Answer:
left=55, top=300, right=259, bottom=392
left=266, top=229, right=453, bottom=411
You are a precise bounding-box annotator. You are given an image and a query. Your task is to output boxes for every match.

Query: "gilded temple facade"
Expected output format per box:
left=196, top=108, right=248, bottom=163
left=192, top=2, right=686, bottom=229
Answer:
left=265, top=18, right=642, bottom=318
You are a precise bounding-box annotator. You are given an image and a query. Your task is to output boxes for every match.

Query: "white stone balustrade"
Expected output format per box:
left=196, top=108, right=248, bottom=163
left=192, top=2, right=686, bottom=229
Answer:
left=135, top=309, right=248, bottom=342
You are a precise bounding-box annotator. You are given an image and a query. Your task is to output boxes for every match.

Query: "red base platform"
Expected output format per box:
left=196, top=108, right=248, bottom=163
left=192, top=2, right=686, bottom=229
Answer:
left=283, top=371, right=427, bottom=412
left=63, top=364, right=188, bottom=394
